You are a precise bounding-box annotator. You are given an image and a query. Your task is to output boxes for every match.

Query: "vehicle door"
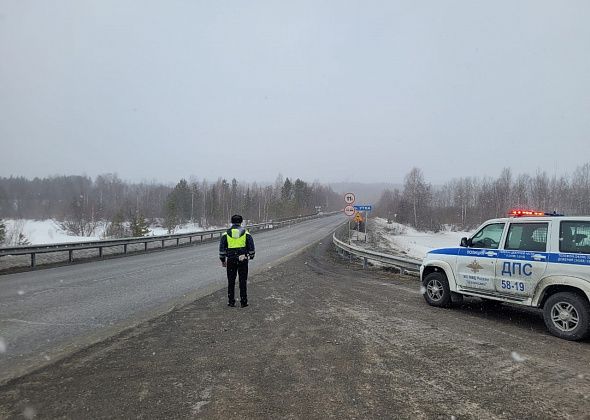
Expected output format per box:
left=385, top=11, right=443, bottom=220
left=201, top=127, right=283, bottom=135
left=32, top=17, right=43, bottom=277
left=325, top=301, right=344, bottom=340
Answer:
left=456, top=223, right=505, bottom=292
left=495, top=222, right=549, bottom=298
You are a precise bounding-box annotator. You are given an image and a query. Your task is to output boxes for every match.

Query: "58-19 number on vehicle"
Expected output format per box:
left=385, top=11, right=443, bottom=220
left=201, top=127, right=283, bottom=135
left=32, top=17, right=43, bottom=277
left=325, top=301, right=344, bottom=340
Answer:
left=501, top=280, right=525, bottom=292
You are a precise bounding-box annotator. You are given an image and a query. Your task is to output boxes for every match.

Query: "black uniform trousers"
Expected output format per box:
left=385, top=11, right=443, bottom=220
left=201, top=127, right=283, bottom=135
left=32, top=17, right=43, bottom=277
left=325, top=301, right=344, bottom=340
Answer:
left=227, top=258, right=248, bottom=305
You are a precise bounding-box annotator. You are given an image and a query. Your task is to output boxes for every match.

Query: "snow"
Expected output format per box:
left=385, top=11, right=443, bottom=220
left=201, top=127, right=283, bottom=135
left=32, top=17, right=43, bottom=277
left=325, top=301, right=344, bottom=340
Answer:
left=3, top=219, right=102, bottom=245
left=148, top=222, right=206, bottom=236
left=2, top=219, right=210, bottom=246
left=373, top=217, right=473, bottom=260
left=510, top=351, right=526, bottom=362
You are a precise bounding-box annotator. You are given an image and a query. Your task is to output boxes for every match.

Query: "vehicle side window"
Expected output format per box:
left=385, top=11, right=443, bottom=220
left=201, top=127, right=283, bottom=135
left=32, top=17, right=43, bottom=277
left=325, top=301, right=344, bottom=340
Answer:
left=505, top=223, right=548, bottom=252
left=471, top=223, right=504, bottom=249
left=560, top=221, right=590, bottom=254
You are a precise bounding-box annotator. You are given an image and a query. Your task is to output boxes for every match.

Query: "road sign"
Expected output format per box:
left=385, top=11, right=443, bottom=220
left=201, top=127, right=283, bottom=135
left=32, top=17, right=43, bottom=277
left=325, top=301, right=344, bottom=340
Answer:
left=344, top=193, right=355, bottom=205
left=354, top=212, right=364, bottom=222
left=353, top=205, right=372, bottom=211
left=344, top=205, right=355, bottom=217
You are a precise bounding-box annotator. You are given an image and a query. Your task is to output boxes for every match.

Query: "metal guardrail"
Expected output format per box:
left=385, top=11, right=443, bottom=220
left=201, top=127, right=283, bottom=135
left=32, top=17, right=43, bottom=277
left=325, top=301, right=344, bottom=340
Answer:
left=0, top=211, right=339, bottom=269
left=332, top=233, right=422, bottom=276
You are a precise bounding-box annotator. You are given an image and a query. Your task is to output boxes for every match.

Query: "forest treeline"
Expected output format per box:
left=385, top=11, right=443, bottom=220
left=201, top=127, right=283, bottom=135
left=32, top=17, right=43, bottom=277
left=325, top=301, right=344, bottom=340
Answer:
left=376, top=163, right=590, bottom=231
left=0, top=174, right=341, bottom=239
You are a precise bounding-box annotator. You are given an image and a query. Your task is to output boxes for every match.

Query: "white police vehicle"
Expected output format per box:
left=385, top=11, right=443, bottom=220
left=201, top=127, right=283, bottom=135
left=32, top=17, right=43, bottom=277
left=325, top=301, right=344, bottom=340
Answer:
left=420, top=210, right=590, bottom=341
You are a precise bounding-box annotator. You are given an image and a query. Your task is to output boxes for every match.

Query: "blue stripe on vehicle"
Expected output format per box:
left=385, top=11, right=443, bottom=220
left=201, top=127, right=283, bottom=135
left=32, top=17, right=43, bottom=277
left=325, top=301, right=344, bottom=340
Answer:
left=427, top=248, right=590, bottom=266
left=427, top=248, right=460, bottom=256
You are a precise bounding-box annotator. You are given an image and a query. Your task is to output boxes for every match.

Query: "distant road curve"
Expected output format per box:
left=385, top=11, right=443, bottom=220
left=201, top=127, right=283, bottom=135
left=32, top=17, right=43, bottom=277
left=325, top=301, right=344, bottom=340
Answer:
left=0, top=214, right=344, bottom=383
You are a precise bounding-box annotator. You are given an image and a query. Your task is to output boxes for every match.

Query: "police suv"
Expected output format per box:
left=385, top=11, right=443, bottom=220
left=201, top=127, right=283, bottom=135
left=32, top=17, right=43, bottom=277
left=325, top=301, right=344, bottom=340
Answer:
left=420, top=210, right=590, bottom=341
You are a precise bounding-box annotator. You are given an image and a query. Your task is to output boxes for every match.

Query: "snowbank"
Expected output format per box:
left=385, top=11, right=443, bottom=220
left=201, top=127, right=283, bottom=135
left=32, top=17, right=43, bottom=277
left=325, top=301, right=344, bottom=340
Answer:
left=148, top=223, right=207, bottom=236
left=372, top=217, right=473, bottom=260
left=3, top=219, right=102, bottom=245
left=1, top=219, right=210, bottom=246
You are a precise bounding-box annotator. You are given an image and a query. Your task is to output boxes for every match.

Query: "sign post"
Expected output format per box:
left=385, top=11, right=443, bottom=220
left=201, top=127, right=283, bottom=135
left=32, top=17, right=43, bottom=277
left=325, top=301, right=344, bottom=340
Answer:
left=353, top=205, right=372, bottom=243
left=354, top=212, right=363, bottom=241
left=344, top=193, right=356, bottom=244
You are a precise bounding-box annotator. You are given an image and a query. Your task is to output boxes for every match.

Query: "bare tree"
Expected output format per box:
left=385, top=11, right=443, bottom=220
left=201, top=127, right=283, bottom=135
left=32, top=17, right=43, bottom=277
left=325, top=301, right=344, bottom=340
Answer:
left=403, top=167, right=432, bottom=229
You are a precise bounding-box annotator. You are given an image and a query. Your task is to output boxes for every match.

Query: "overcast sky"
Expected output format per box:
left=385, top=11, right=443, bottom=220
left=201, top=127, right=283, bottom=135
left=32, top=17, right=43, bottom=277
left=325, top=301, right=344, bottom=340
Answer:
left=1, top=1, right=589, bottom=184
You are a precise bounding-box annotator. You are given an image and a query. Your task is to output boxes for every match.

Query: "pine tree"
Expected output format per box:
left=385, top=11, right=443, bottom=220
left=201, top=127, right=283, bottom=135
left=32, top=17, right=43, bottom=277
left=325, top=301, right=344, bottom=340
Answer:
left=164, top=199, right=178, bottom=234
left=105, top=211, right=128, bottom=238
left=130, top=213, right=150, bottom=237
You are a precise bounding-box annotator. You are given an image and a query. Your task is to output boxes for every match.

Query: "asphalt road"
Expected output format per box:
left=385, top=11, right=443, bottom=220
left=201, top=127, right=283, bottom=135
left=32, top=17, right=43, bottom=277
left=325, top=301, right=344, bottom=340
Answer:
left=0, top=214, right=344, bottom=383
left=1, top=236, right=589, bottom=419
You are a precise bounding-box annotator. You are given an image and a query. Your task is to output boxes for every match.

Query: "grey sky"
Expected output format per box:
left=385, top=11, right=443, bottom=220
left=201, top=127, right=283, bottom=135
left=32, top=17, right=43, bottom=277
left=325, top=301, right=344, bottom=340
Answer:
left=1, top=1, right=589, bottom=184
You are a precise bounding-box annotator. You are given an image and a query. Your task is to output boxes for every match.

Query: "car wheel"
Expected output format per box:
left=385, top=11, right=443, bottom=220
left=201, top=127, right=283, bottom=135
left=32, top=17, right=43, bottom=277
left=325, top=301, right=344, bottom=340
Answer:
left=423, top=272, right=452, bottom=308
left=543, top=292, right=590, bottom=341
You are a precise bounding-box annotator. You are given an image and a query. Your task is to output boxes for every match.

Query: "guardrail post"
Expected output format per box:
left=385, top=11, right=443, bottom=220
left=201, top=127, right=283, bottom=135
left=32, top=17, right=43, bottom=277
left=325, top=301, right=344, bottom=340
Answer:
left=363, top=257, right=368, bottom=269
left=189, top=236, right=192, bottom=244
left=200, top=235, right=203, bottom=242
left=176, top=238, right=180, bottom=246
left=31, top=253, right=36, bottom=268
left=162, top=240, right=165, bottom=248
left=124, top=244, right=127, bottom=254
left=68, top=250, right=73, bottom=262
left=99, top=247, right=103, bottom=258
left=144, top=242, right=148, bottom=251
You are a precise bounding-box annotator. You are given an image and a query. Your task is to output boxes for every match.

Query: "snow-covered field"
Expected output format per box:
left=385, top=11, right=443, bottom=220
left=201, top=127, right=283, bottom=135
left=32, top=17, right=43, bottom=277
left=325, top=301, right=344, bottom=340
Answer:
left=372, top=217, right=473, bottom=260
left=1, top=219, right=209, bottom=246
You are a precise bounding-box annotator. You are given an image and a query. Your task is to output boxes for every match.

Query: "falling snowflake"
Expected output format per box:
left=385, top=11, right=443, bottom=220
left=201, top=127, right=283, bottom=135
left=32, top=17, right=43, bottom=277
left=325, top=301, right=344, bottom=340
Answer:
left=420, top=286, right=427, bottom=295
left=17, top=290, right=25, bottom=295
left=0, top=337, right=6, bottom=353
left=511, top=351, right=526, bottom=362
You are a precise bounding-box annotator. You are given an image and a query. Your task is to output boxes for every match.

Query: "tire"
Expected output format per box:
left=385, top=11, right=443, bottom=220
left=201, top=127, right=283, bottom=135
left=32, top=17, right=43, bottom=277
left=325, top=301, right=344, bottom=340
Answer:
left=423, top=272, right=452, bottom=308
left=543, top=292, right=590, bottom=341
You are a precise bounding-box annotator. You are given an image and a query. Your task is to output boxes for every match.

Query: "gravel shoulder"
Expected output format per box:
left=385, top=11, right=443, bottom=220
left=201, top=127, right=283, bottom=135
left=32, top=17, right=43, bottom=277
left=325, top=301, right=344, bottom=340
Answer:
left=1, top=238, right=589, bottom=419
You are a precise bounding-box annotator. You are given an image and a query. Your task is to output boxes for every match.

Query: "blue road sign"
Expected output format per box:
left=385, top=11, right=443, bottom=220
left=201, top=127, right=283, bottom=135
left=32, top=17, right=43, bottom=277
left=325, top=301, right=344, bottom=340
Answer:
left=354, top=205, right=372, bottom=211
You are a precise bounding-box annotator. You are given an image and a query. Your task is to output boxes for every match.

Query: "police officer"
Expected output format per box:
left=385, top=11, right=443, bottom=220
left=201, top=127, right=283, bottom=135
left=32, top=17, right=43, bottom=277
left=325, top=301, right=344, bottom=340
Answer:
left=219, top=214, right=255, bottom=307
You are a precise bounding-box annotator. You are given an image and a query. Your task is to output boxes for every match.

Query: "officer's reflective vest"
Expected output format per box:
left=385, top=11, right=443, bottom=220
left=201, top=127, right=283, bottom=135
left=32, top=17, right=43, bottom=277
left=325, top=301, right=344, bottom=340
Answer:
left=226, top=229, right=248, bottom=249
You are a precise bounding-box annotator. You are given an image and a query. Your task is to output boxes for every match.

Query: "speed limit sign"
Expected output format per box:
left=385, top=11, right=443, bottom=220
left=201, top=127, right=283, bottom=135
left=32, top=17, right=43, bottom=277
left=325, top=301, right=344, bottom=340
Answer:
left=344, top=193, right=355, bottom=205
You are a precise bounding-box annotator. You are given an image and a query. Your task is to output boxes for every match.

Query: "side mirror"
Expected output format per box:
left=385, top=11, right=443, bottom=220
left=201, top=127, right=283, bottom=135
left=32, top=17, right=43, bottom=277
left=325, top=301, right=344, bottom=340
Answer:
left=460, top=237, right=470, bottom=247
